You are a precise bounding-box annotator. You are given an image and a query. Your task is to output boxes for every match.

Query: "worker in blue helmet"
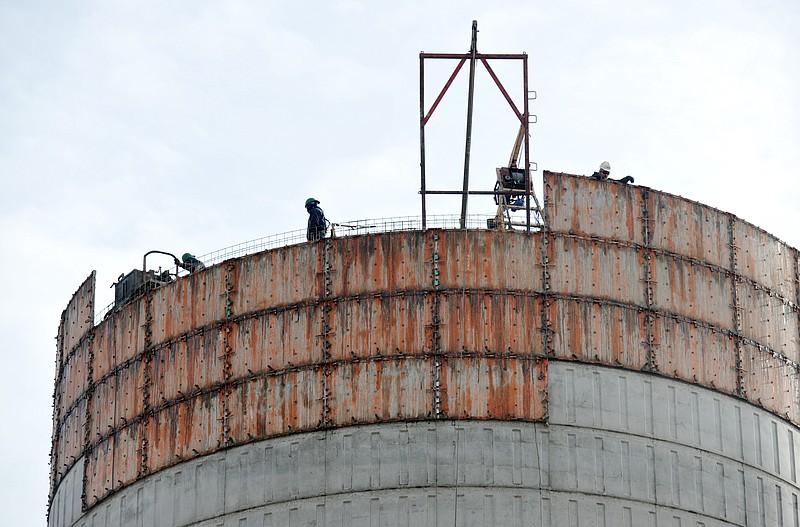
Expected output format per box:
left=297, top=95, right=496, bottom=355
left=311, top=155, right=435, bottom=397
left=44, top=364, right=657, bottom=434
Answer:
left=305, top=198, right=327, bottom=241
left=175, top=252, right=205, bottom=273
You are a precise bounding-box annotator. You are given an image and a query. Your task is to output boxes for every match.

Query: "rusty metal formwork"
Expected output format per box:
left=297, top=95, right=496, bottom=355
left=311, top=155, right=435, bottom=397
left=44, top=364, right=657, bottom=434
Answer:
left=50, top=171, right=800, bottom=516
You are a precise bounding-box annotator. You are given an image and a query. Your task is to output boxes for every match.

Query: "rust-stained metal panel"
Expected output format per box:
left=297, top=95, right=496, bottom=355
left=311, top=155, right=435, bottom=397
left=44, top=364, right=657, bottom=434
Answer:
left=437, top=291, right=543, bottom=355
left=742, top=343, right=800, bottom=423
left=147, top=264, right=231, bottom=339
left=114, top=360, right=144, bottom=429
left=91, top=318, right=117, bottom=381
left=548, top=235, right=645, bottom=307
left=736, top=220, right=796, bottom=299
left=436, top=229, right=543, bottom=291
left=90, top=376, right=117, bottom=445
left=54, top=401, right=85, bottom=484
left=151, top=331, right=224, bottom=407
left=440, top=356, right=547, bottom=421
left=327, top=358, right=432, bottom=424
left=228, top=306, right=321, bottom=380
left=550, top=298, right=647, bottom=369
left=58, top=271, right=95, bottom=361
left=654, top=316, right=738, bottom=394
left=327, top=293, right=431, bottom=362
left=253, top=369, right=322, bottom=436
left=232, top=244, right=320, bottom=316
left=545, top=171, right=643, bottom=244
left=111, top=303, right=144, bottom=367
left=148, top=273, right=205, bottom=346
left=738, top=282, right=800, bottom=362
left=649, top=191, right=731, bottom=269
left=329, top=232, right=430, bottom=297
left=652, top=253, right=734, bottom=330
left=228, top=369, right=324, bottom=443
left=59, top=340, right=90, bottom=421
left=83, top=434, right=114, bottom=509
left=146, top=392, right=225, bottom=474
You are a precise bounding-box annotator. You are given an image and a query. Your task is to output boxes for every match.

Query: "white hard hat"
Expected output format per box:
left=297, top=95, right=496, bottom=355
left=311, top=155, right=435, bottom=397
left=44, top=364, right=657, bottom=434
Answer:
left=599, top=161, right=611, bottom=172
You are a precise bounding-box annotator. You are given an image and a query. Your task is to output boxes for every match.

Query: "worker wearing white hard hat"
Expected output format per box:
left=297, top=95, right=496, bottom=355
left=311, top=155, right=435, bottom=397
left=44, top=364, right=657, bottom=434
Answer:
left=591, top=161, right=612, bottom=180
left=591, top=161, right=634, bottom=184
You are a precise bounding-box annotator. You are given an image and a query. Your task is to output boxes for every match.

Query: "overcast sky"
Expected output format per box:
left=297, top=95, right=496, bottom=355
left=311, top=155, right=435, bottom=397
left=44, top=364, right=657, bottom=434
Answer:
left=1, top=1, right=798, bottom=524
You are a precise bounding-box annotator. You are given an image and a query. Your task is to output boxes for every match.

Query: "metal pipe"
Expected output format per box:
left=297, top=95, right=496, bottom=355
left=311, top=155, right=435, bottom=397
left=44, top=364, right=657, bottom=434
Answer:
left=419, top=53, right=427, bottom=230
left=143, top=250, right=179, bottom=272
left=460, top=20, right=478, bottom=229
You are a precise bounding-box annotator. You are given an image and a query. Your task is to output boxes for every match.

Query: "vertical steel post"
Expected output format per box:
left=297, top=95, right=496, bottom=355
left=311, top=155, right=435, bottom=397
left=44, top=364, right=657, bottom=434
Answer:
left=523, top=55, right=531, bottom=233
left=459, top=20, right=478, bottom=229
left=420, top=54, right=427, bottom=230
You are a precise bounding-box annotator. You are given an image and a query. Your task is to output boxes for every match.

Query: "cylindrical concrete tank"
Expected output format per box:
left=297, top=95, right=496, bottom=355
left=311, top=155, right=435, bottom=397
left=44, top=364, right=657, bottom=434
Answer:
left=50, top=172, right=800, bottom=526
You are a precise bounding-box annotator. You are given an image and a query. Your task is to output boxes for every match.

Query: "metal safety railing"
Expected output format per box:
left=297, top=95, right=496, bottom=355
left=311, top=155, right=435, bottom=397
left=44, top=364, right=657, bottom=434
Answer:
left=94, top=214, right=504, bottom=324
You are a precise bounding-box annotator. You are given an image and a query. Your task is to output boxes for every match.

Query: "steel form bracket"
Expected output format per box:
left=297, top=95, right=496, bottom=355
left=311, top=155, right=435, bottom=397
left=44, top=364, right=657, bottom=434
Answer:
left=419, top=20, right=536, bottom=232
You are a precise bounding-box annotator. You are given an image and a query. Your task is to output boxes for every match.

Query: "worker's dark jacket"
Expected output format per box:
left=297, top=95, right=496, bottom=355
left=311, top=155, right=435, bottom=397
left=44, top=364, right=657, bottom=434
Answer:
left=591, top=172, right=634, bottom=184
left=307, top=205, right=326, bottom=241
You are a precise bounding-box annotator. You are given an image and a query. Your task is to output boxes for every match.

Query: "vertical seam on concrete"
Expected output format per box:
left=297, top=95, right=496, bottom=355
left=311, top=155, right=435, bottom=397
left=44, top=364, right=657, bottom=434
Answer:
left=641, top=187, right=657, bottom=372
left=729, top=215, right=745, bottom=398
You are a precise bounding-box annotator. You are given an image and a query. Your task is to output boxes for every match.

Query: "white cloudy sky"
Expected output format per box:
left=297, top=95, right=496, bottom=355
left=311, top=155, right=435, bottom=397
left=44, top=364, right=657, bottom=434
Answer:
left=1, top=1, right=798, bottom=523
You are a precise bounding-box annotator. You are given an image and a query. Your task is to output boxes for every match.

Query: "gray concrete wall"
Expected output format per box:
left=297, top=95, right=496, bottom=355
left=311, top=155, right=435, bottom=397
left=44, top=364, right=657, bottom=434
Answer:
left=51, top=361, right=800, bottom=526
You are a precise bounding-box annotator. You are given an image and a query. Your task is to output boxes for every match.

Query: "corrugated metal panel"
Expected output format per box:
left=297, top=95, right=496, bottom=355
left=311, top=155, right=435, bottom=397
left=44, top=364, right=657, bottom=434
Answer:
left=736, top=220, right=796, bottom=298
left=742, top=343, right=800, bottom=423
left=649, top=192, right=731, bottom=269
left=438, top=291, right=543, bottom=355
left=739, top=283, right=800, bottom=362
left=550, top=298, right=647, bottom=369
left=545, top=172, right=643, bottom=244
left=548, top=235, right=645, bottom=306
left=652, top=254, right=733, bottom=330
left=327, top=358, right=433, bottom=424
left=440, top=356, right=546, bottom=420
left=436, top=230, right=543, bottom=291
left=655, top=316, right=738, bottom=394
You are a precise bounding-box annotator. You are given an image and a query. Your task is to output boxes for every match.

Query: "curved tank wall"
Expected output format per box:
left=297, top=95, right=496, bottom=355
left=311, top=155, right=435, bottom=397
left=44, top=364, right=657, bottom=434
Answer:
left=49, top=172, right=800, bottom=526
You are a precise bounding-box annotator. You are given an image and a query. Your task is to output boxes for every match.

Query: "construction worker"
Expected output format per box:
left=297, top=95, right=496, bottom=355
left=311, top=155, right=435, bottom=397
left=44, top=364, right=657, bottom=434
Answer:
left=175, top=253, right=205, bottom=273
left=591, top=161, right=634, bottom=184
left=305, top=198, right=327, bottom=241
